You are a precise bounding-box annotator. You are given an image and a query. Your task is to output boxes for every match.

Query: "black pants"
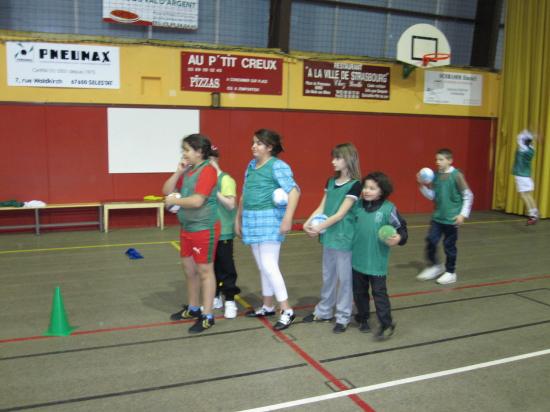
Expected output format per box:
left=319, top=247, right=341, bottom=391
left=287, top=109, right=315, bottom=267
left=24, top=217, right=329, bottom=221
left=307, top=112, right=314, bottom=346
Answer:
left=425, top=220, right=458, bottom=273
left=214, top=239, right=240, bottom=301
left=352, top=269, right=392, bottom=328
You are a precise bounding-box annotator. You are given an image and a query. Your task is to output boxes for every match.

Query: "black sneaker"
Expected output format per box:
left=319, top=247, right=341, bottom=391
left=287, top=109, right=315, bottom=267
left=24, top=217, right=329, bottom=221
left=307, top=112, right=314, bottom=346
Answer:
left=359, top=321, right=371, bottom=333
left=374, top=322, right=396, bottom=340
left=332, top=323, right=347, bottom=334
left=170, top=305, right=201, bottom=321
left=273, top=311, right=295, bottom=331
left=302, top=313, right=333, bottom=323
left=245, top=307, right=276, bottom=318
left=188, top=315, right=214, bottom=333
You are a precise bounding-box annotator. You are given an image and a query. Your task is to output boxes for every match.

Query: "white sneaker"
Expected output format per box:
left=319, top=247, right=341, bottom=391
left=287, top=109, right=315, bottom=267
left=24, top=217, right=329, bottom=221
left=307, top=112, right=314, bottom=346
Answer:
left=436, top=272, right=457, bottom=284
left=213, top=295, right=223, bottom=310
left=416, top=264, right=445, bottom=281
left=224, top=300, right=238, bottom=319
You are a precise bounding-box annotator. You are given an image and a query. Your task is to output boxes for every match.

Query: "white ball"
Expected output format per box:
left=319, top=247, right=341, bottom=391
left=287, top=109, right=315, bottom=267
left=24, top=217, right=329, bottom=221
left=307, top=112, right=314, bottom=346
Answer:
left=419, top=167, right=434, bottom=184
left=166, top=192, right=181, bottom=213
left=310, top=214, right=327, bottom=234
left=272, top=188, right=288, bottom=207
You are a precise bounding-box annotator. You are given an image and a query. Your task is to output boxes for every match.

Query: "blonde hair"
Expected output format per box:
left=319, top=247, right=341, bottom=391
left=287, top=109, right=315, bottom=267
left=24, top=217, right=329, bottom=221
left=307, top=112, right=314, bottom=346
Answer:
left=331, top=143, right=361, bottom=180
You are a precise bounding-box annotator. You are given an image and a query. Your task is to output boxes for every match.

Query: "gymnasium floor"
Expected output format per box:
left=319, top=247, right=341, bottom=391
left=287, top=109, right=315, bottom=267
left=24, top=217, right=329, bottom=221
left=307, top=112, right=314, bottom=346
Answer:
left=1, top=211, right=549, bottom=412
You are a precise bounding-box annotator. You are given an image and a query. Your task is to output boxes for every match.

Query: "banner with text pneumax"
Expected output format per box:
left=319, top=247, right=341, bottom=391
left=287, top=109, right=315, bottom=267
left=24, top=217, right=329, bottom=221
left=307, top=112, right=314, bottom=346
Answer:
left=6, top=42, right=120, bottom=89
left=103, top=0, right=198, bottom=29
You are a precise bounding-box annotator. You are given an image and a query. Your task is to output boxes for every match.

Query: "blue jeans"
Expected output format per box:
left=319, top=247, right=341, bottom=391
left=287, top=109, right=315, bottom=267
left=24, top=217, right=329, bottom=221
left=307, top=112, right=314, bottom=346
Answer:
left=425, top=220, right=458, bottom=273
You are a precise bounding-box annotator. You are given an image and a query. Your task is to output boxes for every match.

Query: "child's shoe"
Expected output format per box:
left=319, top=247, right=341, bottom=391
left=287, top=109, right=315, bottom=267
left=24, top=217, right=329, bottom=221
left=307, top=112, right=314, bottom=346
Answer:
left=245, top=306, right=276, bottom=318
left=526, top=217, right=538, bottom=225
left=436, top=272, right=457, bottom=284
left=374, top=322, right=396, bottom=340
left=188, top=315, right=214, bottom=333
left=416, top=264, right=445, bottom=280
left=170, top=304, right=202, bottom=321
left=213, top=294, right=223, bottom=310
left=332, top=323, right=347, bottom=334
left=302, top=313, right=333, bottom=323
left=273, top=310, right=295, bottom=331
left=359, top=320, right=371, bottom=333
left=224, top=300, right=238, bottom=319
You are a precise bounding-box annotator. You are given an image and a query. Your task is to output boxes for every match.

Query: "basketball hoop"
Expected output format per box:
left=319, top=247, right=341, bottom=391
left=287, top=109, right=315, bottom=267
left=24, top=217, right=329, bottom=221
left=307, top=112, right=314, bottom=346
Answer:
left=422, top=52, right=451, bottom=67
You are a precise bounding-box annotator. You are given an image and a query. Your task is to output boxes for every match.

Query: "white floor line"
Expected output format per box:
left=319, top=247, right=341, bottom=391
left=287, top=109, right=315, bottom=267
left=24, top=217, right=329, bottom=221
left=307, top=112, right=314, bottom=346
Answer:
left=238, top=348, right=550, bottom=412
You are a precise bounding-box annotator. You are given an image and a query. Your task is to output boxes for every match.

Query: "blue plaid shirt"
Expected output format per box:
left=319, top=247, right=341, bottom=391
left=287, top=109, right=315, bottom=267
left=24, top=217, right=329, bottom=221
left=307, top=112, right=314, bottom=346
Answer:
left=241, top=158, right=298, bottom=244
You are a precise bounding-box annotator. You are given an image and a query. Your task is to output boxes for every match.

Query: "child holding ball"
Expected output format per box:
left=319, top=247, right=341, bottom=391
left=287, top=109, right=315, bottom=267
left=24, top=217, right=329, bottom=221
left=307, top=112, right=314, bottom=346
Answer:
left=416, top=148, right=473, bottom=285
left=352, top=172, right=408, bottom=339
left=163, top=134, right=220, bottom=334
left=512, top=129, right=539, bottom=225
left=302, top=143, right=362, bottom=334
left=235, top=129, right=300, bottom=331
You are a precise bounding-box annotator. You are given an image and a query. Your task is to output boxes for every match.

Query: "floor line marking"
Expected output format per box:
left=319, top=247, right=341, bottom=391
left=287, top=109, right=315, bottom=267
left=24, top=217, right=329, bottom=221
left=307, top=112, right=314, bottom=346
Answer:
left=0, top=217, right=530, bottom=254
left=238, top=348, right=550, bottom=412
left=238, top=295, right=375, bottom=412
left=2, top=275, right=549, bottom=345
left=0, top=241, right=173, bottom=254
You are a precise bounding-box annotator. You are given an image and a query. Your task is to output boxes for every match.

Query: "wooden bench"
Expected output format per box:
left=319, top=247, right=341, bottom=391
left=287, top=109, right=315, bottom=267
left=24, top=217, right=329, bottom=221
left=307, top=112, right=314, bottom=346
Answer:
left=102, top=201, right=165, bottom=233
left=0, top=203, right=103, bottom=235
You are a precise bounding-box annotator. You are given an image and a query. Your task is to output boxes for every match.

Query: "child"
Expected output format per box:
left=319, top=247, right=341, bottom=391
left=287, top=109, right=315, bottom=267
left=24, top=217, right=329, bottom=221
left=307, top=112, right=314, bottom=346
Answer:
left=209, top=153, right=241, bottom=319
left=163, top=134, right=220, bottom=333
left=512, top=129, right=539, bottom=225
left=416, top=148, right=474, bottom=285
left=352, top=172, right=407, bottom=339
left=302, top=143, right=362, bottom=333
left=235, top=129, right=300, bottom=331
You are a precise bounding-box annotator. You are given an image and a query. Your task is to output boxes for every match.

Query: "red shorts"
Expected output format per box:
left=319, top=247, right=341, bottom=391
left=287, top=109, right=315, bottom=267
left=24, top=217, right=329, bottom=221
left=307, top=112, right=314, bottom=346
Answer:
left=180, top=222, right=220, bottom=264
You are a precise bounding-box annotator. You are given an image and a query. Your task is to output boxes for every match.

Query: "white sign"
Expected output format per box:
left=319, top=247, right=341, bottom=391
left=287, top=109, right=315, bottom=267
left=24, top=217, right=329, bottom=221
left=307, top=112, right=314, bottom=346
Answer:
left=6, top=42, right=120, bottom=89
left=424, top=71, right=482, bottom=106
left=103, top=0, right=199, bottom=30
left=107, top=108, right=200, bottom=174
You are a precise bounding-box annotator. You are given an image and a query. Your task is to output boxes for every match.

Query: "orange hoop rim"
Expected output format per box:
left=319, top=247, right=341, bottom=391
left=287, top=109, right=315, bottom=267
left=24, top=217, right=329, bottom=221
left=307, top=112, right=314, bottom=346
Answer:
left=422, top=52, right=451, bottom=66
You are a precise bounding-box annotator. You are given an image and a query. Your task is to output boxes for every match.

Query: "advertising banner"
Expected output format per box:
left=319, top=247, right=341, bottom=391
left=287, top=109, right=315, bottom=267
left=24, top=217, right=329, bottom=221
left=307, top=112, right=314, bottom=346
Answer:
left=103, top=0, right=199, bottom=30
left=303, top=60, right=390, bottom=100
left=181, top=52, right=283, bottom=95
left=6, top=42, right=120, bottom=89
left=424, top=71, right=482, bottom=106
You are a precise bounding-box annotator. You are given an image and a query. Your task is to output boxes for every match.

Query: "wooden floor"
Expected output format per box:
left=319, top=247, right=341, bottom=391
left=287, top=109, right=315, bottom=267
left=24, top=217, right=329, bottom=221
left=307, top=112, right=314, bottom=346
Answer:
left=1, top=211, right=549, bottom=412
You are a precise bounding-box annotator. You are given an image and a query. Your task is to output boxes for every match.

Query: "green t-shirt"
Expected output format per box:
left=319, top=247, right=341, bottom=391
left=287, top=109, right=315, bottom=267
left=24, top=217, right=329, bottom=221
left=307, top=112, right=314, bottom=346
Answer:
left=242, top=157, right=278, bottom=210
left=217, top=172, right=237, bottom=241
left=352, top=200, right=394, bottom=276
left=512, top=147, right=534, bottom=177
left=432, top=169, right=463, bottom=225
left=177, top=160, right=218, bottom=232
left=320, top=178, right=359, bottom=251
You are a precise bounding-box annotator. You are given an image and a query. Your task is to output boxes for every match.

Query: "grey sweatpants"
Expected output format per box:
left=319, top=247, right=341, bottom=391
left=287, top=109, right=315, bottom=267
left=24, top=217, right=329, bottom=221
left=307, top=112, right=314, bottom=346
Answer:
left=314, top=247, right=353, bottom=325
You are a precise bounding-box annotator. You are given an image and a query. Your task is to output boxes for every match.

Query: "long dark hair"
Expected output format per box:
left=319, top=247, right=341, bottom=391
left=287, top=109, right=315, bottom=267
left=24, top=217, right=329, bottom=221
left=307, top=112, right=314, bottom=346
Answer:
left=254, top=129, right=284, bottom=156
left=183, top=133, right=219, bottom=159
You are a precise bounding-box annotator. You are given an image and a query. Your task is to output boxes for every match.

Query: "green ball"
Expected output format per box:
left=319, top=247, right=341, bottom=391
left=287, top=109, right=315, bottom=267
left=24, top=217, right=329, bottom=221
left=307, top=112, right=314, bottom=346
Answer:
left=378, top=225, right=397, bottom=242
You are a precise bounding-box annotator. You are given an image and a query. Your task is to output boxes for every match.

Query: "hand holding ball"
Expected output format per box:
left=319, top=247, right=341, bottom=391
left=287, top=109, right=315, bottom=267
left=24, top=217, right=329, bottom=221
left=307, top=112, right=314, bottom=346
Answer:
left=272, top=188, right=288, bottom=208
left=166, top=192, right=181, bottom=214
left=310, top=214, right=328, bottom=234
left=378, top=225, right=397, bottom=242
left=418, top=167, right=434, bottom=184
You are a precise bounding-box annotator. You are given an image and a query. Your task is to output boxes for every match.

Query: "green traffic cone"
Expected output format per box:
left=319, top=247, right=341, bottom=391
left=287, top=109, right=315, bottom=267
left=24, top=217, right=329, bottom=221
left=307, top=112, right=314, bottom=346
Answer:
left=44, top=287, right=76, bottom=337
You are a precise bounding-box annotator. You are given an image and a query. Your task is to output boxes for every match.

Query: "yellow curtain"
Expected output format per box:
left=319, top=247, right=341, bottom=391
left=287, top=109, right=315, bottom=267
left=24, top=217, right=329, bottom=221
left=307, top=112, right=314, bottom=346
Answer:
left=493, top=0, right=550, bottom=218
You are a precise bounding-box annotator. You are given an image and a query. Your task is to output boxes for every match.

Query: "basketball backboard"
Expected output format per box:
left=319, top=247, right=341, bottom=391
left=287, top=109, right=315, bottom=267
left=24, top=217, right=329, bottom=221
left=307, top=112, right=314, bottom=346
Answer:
left=397, top=24, right=451, bottom=68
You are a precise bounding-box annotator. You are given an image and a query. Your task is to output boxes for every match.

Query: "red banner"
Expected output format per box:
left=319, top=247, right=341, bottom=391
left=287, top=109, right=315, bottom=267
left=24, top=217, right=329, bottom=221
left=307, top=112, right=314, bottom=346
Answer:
left=303, top=60, right=390, bottom=100
left=181, top=52, right=282, bottom=95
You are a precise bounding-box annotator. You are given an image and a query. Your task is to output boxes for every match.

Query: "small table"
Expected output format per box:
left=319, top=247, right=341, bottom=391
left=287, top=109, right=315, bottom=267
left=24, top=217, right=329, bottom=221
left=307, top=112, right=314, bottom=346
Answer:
left=102, top=201, right=165, bottom=233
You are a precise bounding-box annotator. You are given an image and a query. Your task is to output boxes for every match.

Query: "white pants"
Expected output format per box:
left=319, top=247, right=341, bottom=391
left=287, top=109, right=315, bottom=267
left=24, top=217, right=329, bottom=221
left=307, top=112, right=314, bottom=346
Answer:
left=251, top=242, right=288, bottom=302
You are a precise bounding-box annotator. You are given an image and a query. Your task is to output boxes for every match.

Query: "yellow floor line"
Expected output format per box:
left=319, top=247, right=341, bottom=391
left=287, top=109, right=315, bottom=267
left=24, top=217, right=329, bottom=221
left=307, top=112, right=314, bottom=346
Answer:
left=0, top=218, right=529, bottom=254
left=0, top=240, right=174, bottom=254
